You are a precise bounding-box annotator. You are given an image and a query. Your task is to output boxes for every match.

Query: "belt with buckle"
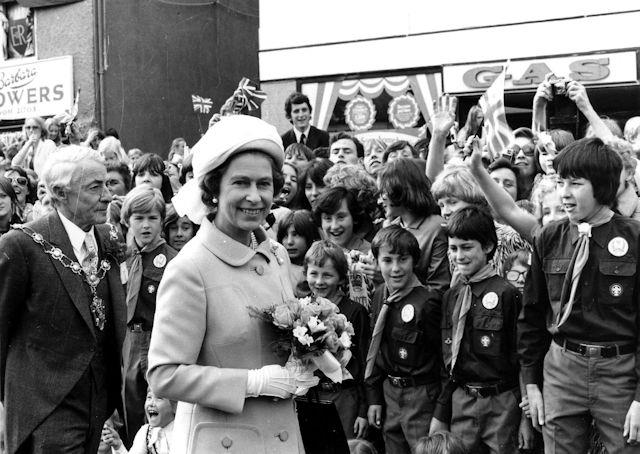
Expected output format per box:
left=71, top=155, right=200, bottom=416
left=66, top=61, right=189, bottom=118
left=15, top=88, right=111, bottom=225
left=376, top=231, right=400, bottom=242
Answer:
left=554, top=337, right=634, bottom=358
left=318, top=380, right=355, bottom=393
left=128, top=322, right=151, bottom=332
left=387, top=375, right=434, bottom=388
left=462, top=382, right=516, bottom=398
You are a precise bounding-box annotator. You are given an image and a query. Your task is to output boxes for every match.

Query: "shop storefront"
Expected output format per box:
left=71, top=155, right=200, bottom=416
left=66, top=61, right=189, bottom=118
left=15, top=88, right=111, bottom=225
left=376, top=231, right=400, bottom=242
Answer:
left=443, top=49, right=640, bottom=135
left=300, top=70, right=442, bottom=148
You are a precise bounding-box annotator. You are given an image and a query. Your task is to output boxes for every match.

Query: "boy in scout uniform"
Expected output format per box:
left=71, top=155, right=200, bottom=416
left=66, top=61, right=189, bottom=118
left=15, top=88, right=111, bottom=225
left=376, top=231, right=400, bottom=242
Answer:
left=430, top=206, right=526, bottom=453
left=365, top=225, right=442, bottom=454
left=519, top=138, right=640, bottom=453
left=121, top=186, right=177, bottom=445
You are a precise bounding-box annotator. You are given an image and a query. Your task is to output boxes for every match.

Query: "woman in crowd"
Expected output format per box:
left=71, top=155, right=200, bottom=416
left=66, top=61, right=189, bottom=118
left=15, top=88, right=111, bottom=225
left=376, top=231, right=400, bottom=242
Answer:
left=377, top=158, right=450, bottom=294
left=10, top=116, right=57, bottom=177
left=0, top=176, right=19, bottom=237
left=106, top=162, right=132, bottom=198
left=508, top=127, right=539, bottom=200
left=3, top=166, right=35, bottom=222
left=148, top=115, right=314, bottom=453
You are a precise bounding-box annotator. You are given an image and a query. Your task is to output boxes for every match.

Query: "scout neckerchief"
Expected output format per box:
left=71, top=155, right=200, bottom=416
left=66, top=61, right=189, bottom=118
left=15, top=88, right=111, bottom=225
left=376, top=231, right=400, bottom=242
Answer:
left=126, top=236, right=166, bottom=322
left=448, top=263, right=497, bottom=373
left=556, top=206, right=614, bottom=328
left=364, top=274, right=423, bottom=380
left=14, top=224, right=111, bottom=330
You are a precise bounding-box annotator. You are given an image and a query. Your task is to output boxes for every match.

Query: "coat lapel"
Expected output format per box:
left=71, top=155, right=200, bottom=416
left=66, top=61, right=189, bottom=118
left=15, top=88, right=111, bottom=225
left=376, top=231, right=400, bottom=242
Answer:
left=96, top=225, right=127, bottom=352
left=46, top=212, right=96, bottom=338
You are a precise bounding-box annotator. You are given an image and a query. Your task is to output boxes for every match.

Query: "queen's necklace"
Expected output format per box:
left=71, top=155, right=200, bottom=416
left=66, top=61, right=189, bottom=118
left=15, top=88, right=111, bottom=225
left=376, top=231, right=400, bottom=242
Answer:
left=14, top=224, right=110, bottom=330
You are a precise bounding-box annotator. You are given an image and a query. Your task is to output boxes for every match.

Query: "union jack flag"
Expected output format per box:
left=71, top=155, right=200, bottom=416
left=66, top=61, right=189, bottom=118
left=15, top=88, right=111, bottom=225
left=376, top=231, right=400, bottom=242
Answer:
left=478, top=68, right=514, bottom=158
left=192, top=94, right=213, bottom=114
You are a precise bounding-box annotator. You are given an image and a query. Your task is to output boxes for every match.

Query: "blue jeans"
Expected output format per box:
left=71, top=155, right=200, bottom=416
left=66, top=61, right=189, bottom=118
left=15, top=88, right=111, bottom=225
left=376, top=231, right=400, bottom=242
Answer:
left=543, top=341, right=638, bottom=454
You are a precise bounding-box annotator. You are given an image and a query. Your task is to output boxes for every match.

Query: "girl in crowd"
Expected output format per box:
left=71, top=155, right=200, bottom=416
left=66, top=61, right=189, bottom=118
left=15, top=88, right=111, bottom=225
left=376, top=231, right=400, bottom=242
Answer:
left=45, top=118, right=62, bottom=147
left=314, top=186, right=371, bottom=254
left=534, top=129, right=574, bottom=176
left=163, top=204, right=198, bottom=251
left=164, top=160, right=182, bottom=195
left=98, top=136, right=129, bottom=166
left=132, top=153, right=173, bottom=203
left=168, top=137, right=187, bottom=163
left=302, top=157, right=333, bottom=207
left=3, top=166, right=35, bottom=222
left=377, top=158, right=450, bottom=294
left=276, top=209, right=320, bottom=296
left=0, top=176, right=19, bottom=237
left=324, top=163, right=382, bottom=240
left=278, top=162, right=310, bottom=210
left=11, top=116, right=57, bottom=177
left=456, top=104, right=483, bottom=147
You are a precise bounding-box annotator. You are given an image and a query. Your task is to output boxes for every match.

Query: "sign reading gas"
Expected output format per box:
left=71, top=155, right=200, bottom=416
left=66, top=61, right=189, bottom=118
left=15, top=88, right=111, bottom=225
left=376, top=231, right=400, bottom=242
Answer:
left=443, top=51, right=638, bottom=94
left=0, top=55, right=73, bottom=120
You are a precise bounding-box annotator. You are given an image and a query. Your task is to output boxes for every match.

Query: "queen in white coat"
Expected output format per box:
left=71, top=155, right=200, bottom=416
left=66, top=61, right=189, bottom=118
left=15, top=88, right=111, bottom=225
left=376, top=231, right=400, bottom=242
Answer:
left=148, top=115, right=312, bottom=453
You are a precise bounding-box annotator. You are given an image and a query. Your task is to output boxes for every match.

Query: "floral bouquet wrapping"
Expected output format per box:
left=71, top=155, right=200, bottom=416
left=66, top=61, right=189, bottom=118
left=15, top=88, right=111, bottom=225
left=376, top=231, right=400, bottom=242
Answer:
left=249, top=296, right=355, bottom=395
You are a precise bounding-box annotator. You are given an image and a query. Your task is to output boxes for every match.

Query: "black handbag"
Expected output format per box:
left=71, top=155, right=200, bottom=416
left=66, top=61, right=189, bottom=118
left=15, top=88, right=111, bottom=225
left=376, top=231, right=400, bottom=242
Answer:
left=295, top=391, right=349, bottom=454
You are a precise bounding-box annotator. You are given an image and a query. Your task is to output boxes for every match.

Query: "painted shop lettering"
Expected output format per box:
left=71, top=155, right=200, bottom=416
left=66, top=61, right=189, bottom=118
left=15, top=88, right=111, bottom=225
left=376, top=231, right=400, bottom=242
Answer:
left=463, top=58, right=611, bottom=89
left=0, top=84, right=64, bottom=107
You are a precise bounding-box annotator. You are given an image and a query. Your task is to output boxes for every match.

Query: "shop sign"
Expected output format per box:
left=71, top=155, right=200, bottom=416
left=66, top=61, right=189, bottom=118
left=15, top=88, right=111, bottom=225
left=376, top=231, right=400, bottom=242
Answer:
left=443, top=51, right=638, bottom=93
left=345, top=95, right=376, bottom=131
left=388, top=94, right=419, bottom=129
left=0, top=55, right=73, bottom=120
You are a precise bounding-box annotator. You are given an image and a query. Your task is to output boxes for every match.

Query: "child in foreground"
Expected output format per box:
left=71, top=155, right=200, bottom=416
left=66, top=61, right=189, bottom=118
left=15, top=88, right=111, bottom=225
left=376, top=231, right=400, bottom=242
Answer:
left=430, top=206, right=528, bottom=453
left=365, top=225, right=442, bottom=454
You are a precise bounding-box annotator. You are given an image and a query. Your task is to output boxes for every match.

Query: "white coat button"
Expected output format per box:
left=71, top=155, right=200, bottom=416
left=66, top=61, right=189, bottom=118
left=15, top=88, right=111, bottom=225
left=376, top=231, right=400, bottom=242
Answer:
left=278, top=431, right=289, bottom=442
left=255, top=265, right=265, bottom=275
left=221, top=436, right=233, bottom=448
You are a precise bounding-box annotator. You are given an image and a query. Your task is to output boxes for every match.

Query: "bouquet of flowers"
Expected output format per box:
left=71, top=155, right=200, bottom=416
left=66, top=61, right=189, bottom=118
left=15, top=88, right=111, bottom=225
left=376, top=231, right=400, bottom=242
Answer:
left=249, top=295, right=355, bottom=390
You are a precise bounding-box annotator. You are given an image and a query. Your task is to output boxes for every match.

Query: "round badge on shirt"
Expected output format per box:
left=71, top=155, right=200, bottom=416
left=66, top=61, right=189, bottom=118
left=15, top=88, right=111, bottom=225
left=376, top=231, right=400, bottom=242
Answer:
left=401, top=304, right=415, bottom=323
left=608, top=237, right=629, bottom=257
left=148, top=284, right=156, bottom=294
left=482, top=292, right=499, bottom=310
left=153, top=254, right=167, bottom=268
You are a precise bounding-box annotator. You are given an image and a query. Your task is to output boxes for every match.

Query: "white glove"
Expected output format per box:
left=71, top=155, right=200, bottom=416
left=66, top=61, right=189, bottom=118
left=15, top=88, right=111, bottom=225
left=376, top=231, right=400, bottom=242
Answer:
left=246, top=365, right=297, bottom=399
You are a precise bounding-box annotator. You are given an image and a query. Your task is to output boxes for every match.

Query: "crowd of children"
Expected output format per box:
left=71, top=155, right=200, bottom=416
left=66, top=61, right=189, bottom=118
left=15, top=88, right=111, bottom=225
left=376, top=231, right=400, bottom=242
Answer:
left=3, top=78, right=640, bottom=454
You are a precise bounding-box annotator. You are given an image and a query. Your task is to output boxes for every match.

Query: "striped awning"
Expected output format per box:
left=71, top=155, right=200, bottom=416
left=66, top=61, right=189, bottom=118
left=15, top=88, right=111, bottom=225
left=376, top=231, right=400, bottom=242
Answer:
left=302, top=73, right=442, bottom=131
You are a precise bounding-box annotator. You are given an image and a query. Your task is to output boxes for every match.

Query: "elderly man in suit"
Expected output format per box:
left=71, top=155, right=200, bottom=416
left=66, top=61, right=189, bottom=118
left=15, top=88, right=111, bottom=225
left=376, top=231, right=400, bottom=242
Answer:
left=281, top=92, right=330, bottom=150
left=0, top=146, right=126, bottom=454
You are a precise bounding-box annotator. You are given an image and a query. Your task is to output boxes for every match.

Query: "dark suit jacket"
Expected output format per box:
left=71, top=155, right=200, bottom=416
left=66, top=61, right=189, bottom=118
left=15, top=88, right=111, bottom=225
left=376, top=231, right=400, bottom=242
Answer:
left=0, top=212, right=126, bottom=453
left=281, top=125, right=330, bottom=151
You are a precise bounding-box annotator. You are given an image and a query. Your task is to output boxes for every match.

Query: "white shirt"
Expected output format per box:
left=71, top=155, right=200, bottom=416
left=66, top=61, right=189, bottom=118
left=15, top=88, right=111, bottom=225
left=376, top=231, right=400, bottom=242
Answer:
left=293, top=125, right=311, bottom=144
left=57, top=210, right=97, bottom=264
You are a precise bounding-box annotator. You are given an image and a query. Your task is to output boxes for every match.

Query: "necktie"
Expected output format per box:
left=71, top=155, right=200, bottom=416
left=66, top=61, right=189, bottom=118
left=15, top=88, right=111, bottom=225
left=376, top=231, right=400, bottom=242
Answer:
left=448, top=264, right=497, bottom=373
left=125, top=237, right=167, bottom=323
left=82, top=234, right=98, bottom=275
left=364, top=275, right=423, bottom=380
left=556, top=207, right=614, bottom=328
left=300, top=133, right=306, bottom=145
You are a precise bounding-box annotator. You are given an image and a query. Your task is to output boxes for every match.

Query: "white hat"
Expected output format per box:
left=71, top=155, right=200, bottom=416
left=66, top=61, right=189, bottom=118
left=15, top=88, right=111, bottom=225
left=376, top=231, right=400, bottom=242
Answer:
left=172, top=115, right=284, bottom=224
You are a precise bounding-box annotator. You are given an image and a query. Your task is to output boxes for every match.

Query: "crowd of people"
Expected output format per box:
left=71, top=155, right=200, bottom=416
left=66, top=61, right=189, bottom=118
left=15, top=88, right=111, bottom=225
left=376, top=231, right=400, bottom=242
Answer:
left=1, top=79, right=640, bottom=454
